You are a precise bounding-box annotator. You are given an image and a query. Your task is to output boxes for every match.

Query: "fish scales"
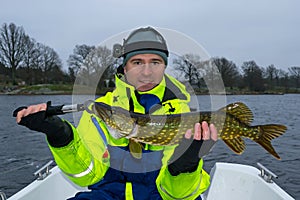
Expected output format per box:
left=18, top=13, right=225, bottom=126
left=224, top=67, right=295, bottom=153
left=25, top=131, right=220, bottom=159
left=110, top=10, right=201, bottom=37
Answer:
left=94, top=101, right=287, bottom=159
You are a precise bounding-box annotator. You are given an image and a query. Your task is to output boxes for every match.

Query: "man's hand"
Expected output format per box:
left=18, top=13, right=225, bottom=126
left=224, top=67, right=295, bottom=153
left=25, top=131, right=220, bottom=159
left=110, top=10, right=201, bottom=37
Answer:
left=168, top=121, right=218, bottom=176
left=16, top=103, right=47, bottom=123
left=14, top=103, right=73, bottom=148
left=185, top=121, right=218, bottom=157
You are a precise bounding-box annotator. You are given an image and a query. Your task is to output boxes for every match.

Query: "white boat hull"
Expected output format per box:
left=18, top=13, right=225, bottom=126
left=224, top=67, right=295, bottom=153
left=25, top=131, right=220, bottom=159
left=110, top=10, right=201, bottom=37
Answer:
left=203, top=162, right=294, bottom=200
left=7, top=162, right=294, bottom=200
left=7, top=167, right=88, bottom=200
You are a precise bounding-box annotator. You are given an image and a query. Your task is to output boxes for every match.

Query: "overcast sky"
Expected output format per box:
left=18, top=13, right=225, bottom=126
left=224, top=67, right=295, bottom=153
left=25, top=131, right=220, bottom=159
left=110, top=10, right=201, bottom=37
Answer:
left=1, top=0, right=299, bottom=71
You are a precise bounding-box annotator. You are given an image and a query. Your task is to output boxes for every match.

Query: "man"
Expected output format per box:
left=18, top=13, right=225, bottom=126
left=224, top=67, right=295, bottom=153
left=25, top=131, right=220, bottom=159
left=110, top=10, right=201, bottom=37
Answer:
left=16, top=27, right=217, bottom=200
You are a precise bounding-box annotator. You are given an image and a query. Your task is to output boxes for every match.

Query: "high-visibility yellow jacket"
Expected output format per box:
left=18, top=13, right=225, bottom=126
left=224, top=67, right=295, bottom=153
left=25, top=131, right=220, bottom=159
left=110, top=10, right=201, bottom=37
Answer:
left=48, top=74, right=210, bottom=200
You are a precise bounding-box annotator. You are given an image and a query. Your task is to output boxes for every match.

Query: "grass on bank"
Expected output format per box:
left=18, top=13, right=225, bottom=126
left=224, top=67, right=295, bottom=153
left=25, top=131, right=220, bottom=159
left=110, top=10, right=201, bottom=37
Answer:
left=1, top=83, right=300, bottom=95
left=1, top=84, right=114, bottom=95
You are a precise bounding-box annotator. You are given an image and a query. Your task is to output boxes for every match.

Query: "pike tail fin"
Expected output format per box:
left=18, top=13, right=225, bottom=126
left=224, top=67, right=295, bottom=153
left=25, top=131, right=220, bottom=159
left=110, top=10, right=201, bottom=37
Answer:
left=254, top=124, right=287, bottom=160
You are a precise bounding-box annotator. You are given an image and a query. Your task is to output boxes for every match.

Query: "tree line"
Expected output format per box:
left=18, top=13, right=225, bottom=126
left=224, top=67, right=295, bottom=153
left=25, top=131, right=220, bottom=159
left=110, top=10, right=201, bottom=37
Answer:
left=173, top=55, right=300, bottom=93
left=1, top=22, right=299, bottom=94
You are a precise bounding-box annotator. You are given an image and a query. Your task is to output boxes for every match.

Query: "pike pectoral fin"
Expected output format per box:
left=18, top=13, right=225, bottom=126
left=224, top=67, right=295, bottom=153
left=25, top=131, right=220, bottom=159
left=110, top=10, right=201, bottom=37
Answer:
left=223, top=136, right=246, bottom=154
left=129, top=139, right=143, bottom=159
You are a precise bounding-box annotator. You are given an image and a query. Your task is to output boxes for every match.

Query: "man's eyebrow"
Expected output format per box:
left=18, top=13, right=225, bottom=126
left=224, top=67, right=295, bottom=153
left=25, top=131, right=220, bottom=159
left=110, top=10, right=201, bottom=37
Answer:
left=129, top=58, right=142, bottom=63
left=128, top=57, right=164, bottom=62
left=151, top=58, right=163, bottom=60
left=150, top=58, right=164, bottom=62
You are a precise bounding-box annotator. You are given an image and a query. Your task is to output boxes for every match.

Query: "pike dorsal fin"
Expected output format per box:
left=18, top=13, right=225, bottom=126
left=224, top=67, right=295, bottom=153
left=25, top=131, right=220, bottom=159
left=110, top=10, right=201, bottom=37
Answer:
left=220, top=102, right=253, bottom=125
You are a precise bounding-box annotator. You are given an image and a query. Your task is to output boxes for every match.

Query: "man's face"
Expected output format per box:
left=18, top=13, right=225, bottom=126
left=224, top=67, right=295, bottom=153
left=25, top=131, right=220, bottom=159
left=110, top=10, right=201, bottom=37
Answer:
left=124, top=54, right=166, bottom=92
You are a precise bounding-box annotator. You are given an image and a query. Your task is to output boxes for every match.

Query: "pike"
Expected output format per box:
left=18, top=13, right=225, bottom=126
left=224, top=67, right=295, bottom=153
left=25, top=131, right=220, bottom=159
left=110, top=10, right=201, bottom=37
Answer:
left=92, top=101, right=287, bottom=159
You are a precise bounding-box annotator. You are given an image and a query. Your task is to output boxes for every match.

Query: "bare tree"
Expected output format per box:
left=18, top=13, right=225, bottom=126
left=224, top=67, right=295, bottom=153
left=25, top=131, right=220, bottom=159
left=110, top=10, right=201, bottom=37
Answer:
left=37, top=43, right=63, bottom=83
left=172, top=54, right=228, bottom=93
left=241, top=61, right=265, bottom=92
left=211, top=57, right=240, bottom=88
left=264, top=64, right=280, bottom=89
left=79, top=46, right=115, bottom=87
left=278, top=69, right=289, bottom=91
left=173, top=54, right=203, bottom=85
left=201, top=59, right=227, bottom=93
left=288, top=66, right=300, bottom=88
left=0, top=23, right=27, bottom=84
left=67, top=44, right=95, bottom=82
left=19, top=36, right=37, bottom=84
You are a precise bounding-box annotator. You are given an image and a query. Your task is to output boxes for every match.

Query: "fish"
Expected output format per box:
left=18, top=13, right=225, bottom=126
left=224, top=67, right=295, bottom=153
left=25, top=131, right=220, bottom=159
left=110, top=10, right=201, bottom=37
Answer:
left=93, top=101, right=287, bottom=159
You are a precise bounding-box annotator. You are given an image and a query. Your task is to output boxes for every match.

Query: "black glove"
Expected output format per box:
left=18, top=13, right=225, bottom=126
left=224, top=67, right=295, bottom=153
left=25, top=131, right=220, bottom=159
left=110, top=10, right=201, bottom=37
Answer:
left=15, top=107, right=73, bottom=148
left=168, top=137, right=216, bottom=176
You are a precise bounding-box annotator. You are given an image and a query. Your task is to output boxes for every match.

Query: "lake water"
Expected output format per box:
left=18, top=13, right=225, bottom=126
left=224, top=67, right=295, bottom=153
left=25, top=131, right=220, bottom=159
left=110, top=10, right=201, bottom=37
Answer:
left=0, top=94, right=299, bottom=199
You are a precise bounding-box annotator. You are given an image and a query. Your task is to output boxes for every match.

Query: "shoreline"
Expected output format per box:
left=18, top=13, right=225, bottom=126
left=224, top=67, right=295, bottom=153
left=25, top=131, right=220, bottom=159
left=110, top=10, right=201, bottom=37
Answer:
left=0, top=84, right=297, bottom=96
left=0, top=91, right=290, bottom=96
